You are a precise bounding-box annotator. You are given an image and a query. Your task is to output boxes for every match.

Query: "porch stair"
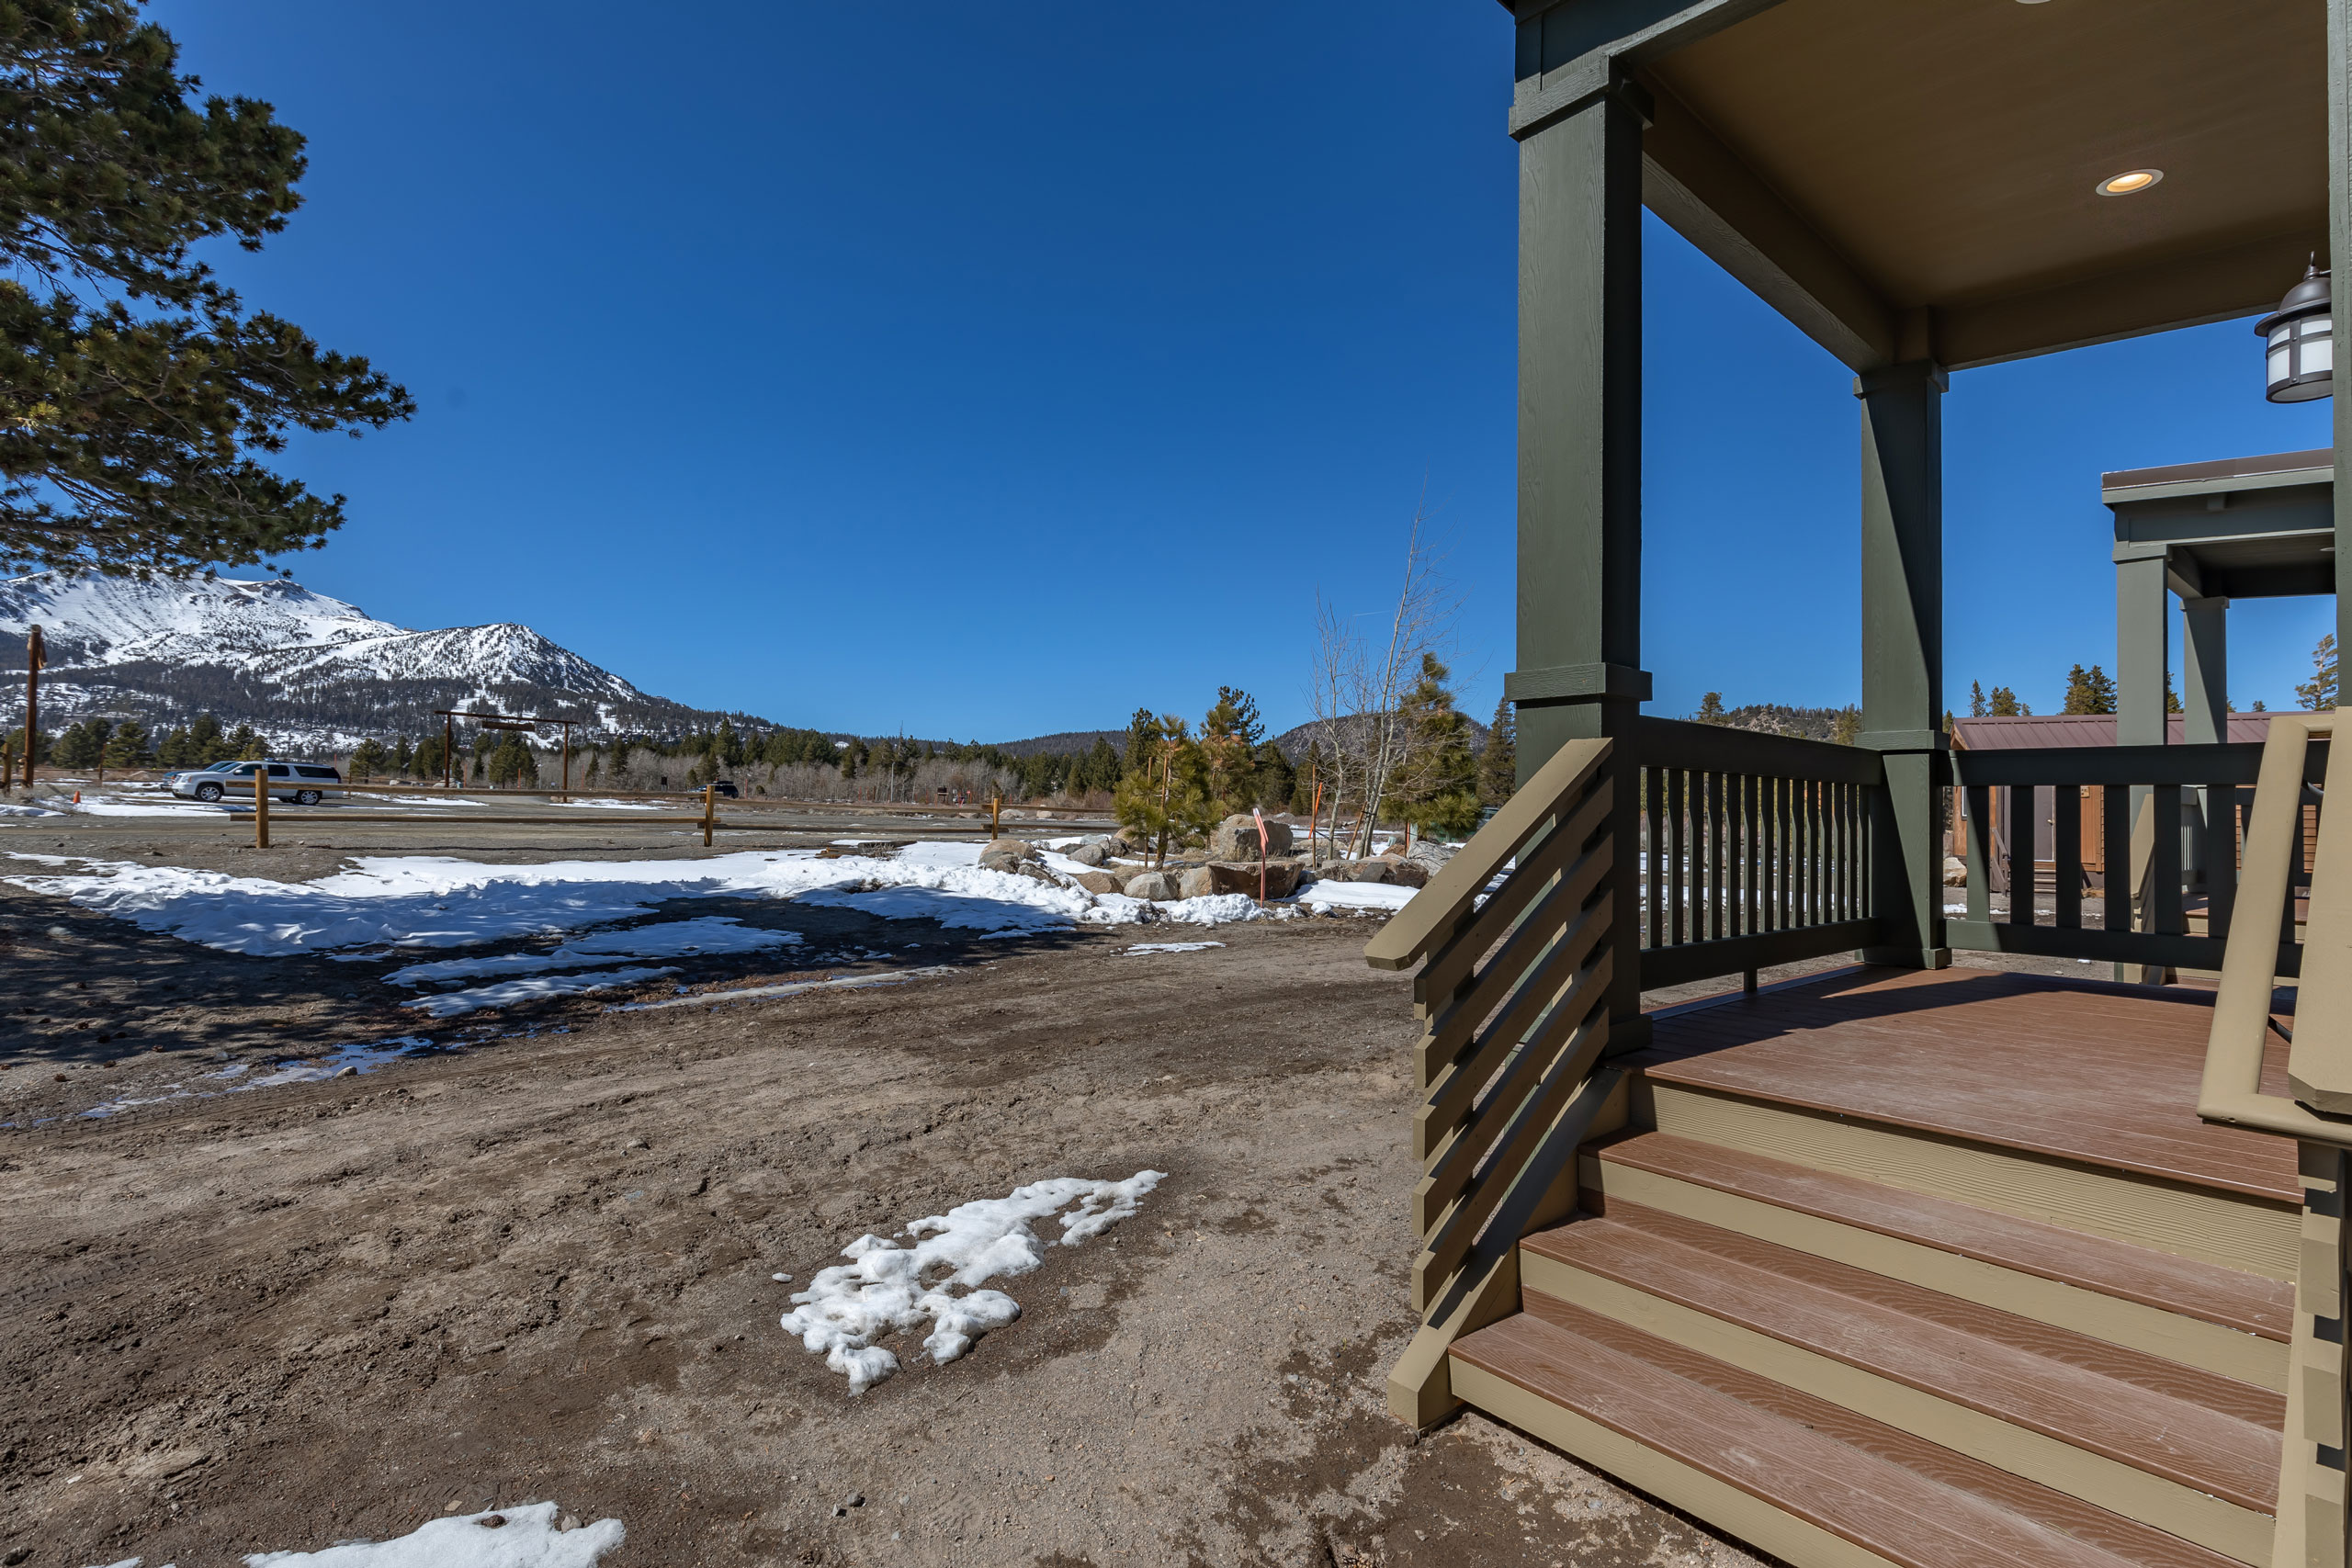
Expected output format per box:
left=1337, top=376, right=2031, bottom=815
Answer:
left=1446, top=989, right=2303, bottom=1568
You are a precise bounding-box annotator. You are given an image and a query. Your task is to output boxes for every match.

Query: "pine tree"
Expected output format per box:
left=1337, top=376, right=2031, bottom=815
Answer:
left=0, top=1, right=413, bottom=578
left=154, top=724, right=192, bottom=767
left=100, top=719, right=150, bottom=768
left=1970, top=681, right=1987, bottom=718
left=187, top=713, right=228, bottom=762
left=2165, top=670, right=2182, bottom=715
left=1987, top=686, right=2027, bottom=716
left=1200, top=689, right=1261, bottom=816
left=391, top=736, right=413, bottom=773
left=1123, top=706, right=1158, bottom=773
left=1831, top=705, right=1860, bottom=746
left=2298, top=634, right=2339, bottom=710
left=1114, top=714, right=1212, bottom=866
left=52, top=717, right=105, bottom=766
left=1249, top=740, right=1295, bottom=811
left=349, top=738, right=388, bottom=779
left=1696, top=692, right=1727, bottom=724
left=1390, top=653, right=1480, bottom=838
left=2063, top=663, right=2116, bottom=716
left=1478, top=697, right=1516, bottom=806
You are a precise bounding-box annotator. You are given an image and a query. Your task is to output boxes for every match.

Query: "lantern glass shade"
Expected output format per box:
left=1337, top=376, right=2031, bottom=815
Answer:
left=2256, top=265, right=2333, bottom=403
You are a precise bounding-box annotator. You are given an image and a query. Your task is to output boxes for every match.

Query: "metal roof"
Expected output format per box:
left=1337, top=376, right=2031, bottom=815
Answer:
left=1951, top=713, right=2277, bottom=750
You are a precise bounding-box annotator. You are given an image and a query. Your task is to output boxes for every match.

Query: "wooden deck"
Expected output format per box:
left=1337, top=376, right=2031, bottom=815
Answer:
left=1632, top=967, right=2301, bottom=1202
left=1447, top=964, right=2310, bottom=1568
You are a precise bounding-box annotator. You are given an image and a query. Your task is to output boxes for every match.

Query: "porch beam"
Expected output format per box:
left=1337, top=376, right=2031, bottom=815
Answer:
left=1857, top=361, right=1948, bottom=970
left=1509, top=0, right=1789, bottom=93
left=1637, top=81, right=1895, bottom=372
left=2335, top=0, right=2352, bottom=666
left=1511, top=66, right=1650, bottom=1048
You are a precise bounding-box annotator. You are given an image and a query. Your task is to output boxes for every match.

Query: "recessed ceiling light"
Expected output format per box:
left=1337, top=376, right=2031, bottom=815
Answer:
left=2097, top=169, right=2163, bottom=196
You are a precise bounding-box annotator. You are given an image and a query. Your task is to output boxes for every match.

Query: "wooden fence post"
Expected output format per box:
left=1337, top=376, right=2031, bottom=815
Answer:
left=702, top=783, right=716, bottom=847
left=991, top=795, right=1001, bottom=840
left=254, top=769, right=269, bottom=850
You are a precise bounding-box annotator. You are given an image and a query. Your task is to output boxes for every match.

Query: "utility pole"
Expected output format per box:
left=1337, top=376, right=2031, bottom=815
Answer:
left=22, top=624, right=42, bottom=791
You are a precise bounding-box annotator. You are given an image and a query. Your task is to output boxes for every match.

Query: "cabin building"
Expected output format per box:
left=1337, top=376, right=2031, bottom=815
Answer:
left=1367, top=4, right=2352, bottom=1564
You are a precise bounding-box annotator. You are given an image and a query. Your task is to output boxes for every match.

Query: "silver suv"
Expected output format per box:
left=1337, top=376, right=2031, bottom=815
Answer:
left=168, top=760, right=343, bottom=806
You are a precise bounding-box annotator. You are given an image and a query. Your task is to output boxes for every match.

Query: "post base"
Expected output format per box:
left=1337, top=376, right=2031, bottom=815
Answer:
left=1859, top=946, right=1951, bottom=971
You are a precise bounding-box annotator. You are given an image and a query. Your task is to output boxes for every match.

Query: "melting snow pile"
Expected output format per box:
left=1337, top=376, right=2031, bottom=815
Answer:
left=238, top=1502, right=625, bottom=1566
left=380, top=917, right=803, bottom=1014
left=401, top=966, right=678, bottom=1019
left=781, top=1171, right=1164, bottom=1394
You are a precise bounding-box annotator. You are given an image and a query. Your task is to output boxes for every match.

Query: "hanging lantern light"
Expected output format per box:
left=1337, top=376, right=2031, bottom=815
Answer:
left=2255, top=260, right=2332, bottom=403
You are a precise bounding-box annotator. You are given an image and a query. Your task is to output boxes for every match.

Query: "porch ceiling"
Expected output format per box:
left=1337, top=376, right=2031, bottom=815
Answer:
left=1627, top=0, right=2326, bottom=370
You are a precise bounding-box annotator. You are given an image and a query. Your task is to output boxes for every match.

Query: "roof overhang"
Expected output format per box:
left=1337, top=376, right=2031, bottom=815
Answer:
left=2104, top=448, right=2335, bottom=600
left=1508, top=0, right=2328, bottom=372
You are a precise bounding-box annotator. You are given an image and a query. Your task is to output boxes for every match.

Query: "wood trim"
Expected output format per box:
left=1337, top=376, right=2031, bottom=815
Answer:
left=1632, top=714, right=1884, bottom=785
left=1412, top=783, right=1611, bottom=1017
left=1521, top=1259, right=2277, bottom=1564
left=1583, top=1148, right=2290, bottom=1392
left=1641, top=1082, right=2301, bottom=1280
left=1365, top=739, right=1609, bottom=972
left=1448, top=1356, right=1908, bottom=1568
left=1638, top=918, right=1878, bottom=991
left=1459, top=1301, right=2254, bottom=1568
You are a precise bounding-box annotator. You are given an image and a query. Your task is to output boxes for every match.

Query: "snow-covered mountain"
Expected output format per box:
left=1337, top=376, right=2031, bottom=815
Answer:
left=0, top=572, right=766, bottom=750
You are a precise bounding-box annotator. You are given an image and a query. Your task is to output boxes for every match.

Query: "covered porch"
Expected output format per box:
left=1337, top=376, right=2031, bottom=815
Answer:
left=1371, top=0, right=2352, bottom=1562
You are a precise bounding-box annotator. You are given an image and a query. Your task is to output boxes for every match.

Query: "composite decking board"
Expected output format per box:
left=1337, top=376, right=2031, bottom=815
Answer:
left=1521, top=1209, right=2282, bottom=1511
left=1629, top=967, right=2301, bottom=1202
left=1452, top=1308, right=2236, bottom=1568
left=1566, top=1198, right=2286, bottom=1427
left=1476, top=1300, right=2247, bottom=1568
left=1589, top=1131, right=2293, bottom=1342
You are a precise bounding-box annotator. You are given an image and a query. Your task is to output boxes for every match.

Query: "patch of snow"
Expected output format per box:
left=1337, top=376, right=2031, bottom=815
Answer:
left=404, top=966, right=677, bottom=1019
left=1123, top=941, right=1225, bottom=954
left=239, top=1501, right=624, bottom=1565
left=782, top=1171, right=1164, bottom=1394
left=0, top=801, right=65, bottom=817
left=609, top=965, right=953, bottom=1012
left=79, top=1036, right=435, bottom=1119
left=1297, top=880, right=1419, bottom=913
left=382, top=918, right=797, bottom=986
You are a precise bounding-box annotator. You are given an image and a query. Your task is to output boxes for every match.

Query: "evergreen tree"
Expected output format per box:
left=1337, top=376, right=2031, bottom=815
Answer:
left=349, top=738, right=388, bottom=779
left=1479, top=697, right=1517, bottom=806
left=52, top=716, right=105, bottom=766
left=0, top=1, right=413, bottom=578
left=1969, top=680, right=1987, bottom=718
left=1200, top=689, right=1261, bottom=816
left=1831, top=705, right=1860, bottom=746
left=1986, top=686, right=2027, bottom=716
left=2165, top=670, right=2182, bottom=715
left=414, top=732, right=445, bottom=780
left=1696, top=692, right=1726, bottom=724
left=154, top=724, right=192, bottom=767
left=2063, top=663, right=2116, bottom=716
left=1122, top=706, right=1157, bottom=773
left=1249, top=740, right=1295, bottom=811
left=100, top=718, right=150, bottom=768
left=390, top=736, right=413, bottom=773
left=187, top=713, right=228, bottom=762
left=2298, top=633, right=2339, bottom=710
left=1114, top=714, right=1211, bottom=865
left=1390, top=653, right=1480, bottom=837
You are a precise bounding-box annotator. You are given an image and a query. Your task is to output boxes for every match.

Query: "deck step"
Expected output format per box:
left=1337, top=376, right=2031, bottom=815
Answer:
left=1583, top=1132, right=2290, bottom=1391
left=1521, top=1202, right=2281, bottom=1563
left=1452, top=1300, right=2245, bottom=1568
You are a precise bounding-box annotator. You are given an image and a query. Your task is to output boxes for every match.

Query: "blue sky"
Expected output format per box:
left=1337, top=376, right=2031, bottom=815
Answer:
left=153, top=2, right=2336, bottom=739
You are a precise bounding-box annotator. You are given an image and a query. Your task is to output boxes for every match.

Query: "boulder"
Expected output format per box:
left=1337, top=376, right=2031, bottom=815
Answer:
left=980, top=838, right=1035, bottom=860
left=1125, top=871, right=1180, bottom=901
left=1072, top=870, right=1122, bottom=895
left=1208, top=813, right=1295, bottom=862
left=1178, top=866, right=1217, bottom=899
left=1066, top=840, right=1111, bottom=867
left=1105, top=832, right=1136, bottom=855
left=1204, top=860, right=1302, bottom=899
left=1387, top=861, right=1429, bottom=889
left=1342, top=859, right=1395, bottom=885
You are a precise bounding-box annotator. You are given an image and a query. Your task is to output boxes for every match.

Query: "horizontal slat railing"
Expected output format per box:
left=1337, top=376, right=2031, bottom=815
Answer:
left=1950, top=741, right=2321, bottom=976
left=1368, top=736, right=1623, bottom=1427
left=1631, top=716, right=1883, bottom=990
left=2194, top=714, right=2352, bottom=1568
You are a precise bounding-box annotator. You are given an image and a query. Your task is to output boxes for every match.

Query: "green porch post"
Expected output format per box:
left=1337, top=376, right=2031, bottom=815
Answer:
left=2182, top=595, right=2228, bottom=891
left=1504, top=69, right=1651, bottom=1049
left=2115, top=547, right=2170, bottom=982
left=1857, top=362, right=1950, bottom=970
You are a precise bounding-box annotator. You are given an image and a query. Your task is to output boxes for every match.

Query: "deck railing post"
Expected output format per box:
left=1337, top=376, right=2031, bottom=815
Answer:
left=1503, top=63, right=1651, bottom=1050
left=1856, top=359, right=1950, bottom=970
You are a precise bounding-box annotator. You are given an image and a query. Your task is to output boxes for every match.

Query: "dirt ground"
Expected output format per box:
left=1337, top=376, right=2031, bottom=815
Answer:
left=0, top=814, right=1834, bottom=1567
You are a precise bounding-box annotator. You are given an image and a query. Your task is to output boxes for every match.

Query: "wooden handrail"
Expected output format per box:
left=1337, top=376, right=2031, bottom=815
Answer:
left=1364, top=738, right=1610, bottom=972
left=2197, top=712, right=2352, bottom=1142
